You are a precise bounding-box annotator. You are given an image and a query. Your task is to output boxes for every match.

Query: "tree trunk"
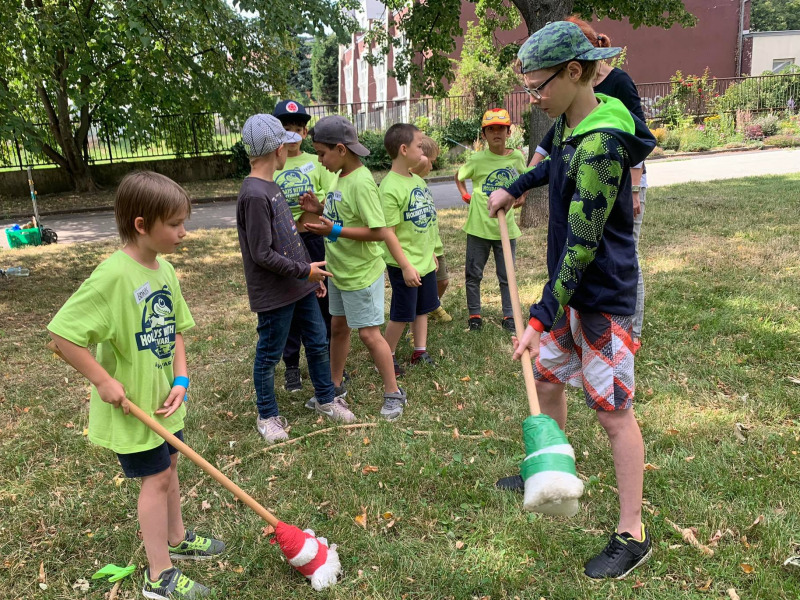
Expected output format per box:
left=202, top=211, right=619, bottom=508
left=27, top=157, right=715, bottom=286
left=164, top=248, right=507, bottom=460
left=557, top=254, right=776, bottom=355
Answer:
left=511, top=0, right=574, bottom=228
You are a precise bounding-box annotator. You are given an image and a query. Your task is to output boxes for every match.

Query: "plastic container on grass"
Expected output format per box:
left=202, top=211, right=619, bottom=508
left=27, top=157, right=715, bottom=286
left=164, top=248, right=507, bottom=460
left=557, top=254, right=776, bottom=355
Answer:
left=5, top=227, right=42, bottom=248
left=2, top=267, right=30, bottom=276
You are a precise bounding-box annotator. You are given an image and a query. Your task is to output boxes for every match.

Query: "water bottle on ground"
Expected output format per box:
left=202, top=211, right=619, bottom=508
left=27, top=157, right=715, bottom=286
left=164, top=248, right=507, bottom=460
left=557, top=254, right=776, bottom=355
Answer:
left=2, top=267, right=30, bottom=277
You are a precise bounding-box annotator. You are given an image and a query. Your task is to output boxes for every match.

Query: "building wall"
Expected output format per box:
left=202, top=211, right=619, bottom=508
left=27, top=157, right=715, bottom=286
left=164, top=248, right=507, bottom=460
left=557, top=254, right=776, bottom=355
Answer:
left=748, top=31, right=800, bottom=74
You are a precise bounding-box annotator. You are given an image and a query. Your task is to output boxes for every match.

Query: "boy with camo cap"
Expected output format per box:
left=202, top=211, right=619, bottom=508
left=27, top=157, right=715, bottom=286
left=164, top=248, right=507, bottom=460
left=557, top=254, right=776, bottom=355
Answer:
left=488, top=21, right=656, bottom=579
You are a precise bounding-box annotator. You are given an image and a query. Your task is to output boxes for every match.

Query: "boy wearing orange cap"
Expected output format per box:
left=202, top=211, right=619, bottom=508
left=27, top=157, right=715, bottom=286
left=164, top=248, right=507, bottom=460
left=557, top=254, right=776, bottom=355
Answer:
left=455, top=108, right=526, bottom=332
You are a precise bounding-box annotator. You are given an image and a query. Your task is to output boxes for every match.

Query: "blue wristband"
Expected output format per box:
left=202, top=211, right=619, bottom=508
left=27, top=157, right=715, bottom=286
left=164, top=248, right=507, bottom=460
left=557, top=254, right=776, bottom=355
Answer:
left=172, top=376, right=190, bottom=389
left=326, top=223, right=342, bottom=242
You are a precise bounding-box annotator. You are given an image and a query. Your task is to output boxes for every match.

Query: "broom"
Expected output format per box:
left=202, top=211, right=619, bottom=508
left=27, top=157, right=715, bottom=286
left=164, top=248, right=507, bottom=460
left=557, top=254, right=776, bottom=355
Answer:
left=47, top=341, right=341, bottom=591
left=496, top=210, right=584, bottom=516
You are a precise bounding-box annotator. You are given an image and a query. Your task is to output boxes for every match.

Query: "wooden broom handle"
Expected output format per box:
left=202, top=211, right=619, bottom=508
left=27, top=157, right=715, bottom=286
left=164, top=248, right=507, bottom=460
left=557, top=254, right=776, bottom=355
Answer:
left=496, top=209, right=541, bottom=416
left=126, top=402, right=279, bottom=527
left=45, top=340, right=279, bottom=526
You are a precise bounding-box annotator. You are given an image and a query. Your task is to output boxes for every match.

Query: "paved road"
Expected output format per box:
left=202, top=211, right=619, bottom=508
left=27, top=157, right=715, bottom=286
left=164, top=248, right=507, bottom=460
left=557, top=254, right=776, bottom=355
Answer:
left=3, top=148, right=798, bottom=247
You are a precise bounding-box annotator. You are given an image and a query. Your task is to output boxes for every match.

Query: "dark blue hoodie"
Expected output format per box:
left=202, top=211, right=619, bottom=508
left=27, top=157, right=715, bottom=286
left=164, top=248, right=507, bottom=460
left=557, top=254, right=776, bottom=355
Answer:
left=504, top=94, right=656, bottom=331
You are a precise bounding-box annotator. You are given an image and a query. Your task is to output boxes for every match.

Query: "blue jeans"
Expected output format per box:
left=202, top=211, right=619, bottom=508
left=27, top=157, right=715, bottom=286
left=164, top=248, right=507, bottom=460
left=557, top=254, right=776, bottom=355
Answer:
left=254, top=292, right=334, bottom=419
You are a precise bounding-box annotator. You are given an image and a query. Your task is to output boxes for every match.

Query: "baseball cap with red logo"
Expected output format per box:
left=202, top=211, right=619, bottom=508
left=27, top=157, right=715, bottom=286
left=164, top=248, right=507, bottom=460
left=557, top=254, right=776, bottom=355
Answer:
left=273, top=99, right=311, bottom=125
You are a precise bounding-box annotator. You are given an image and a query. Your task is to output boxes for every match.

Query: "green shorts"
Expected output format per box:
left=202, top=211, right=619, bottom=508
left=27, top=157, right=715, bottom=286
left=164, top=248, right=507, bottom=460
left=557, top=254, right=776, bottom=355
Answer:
left=436, top=254, right=449, bottom=282
left=329, top=274, right=385, bottom=329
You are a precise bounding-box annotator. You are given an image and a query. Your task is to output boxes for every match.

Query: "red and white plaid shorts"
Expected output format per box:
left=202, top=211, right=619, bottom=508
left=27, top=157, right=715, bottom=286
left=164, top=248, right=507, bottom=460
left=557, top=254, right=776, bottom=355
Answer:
left=533, top=307, right=636, bottom=410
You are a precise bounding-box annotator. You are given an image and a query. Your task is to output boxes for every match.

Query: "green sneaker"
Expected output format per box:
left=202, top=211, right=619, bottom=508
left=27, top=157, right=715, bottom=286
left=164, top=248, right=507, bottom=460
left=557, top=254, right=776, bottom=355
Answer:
left=168, top=530, right=225, bottom=561
left=143, top=567, right=210, bottom=599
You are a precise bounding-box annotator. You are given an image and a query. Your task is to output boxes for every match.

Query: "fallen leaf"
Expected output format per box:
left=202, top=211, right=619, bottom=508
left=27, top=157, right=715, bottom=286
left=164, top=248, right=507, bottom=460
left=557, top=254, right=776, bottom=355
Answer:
left=206, top=336, right=214, bottom=341
left=685, top=456, right=695, bottom=462
left=696, top=578, right=712, bottom=591
left=783, top=555, right=800, bottom=568
left=82, top=427, right=89, bottom=436
left=72, top=579, right=90, bottom=592
left=354, top=507, right=367, bottom=529
left=261, top=525, right=275, bottom=537
left=457, top=403, right=464, bottom=411
left=455, top=541, right=464, bottom=549
left=644, top=463, right=660, bottom=471
left=65, top=422, right=74, bottom=429
left=113, top=474, right=125, bottom=487
left=38, top=561, right=46, bottom=583
left=734, top=422, right=751, bottom=443
left=307, top=469, right=313, bottom=480
left=362, top=465, right=379, bottom=475
left=433, top=380, right=441, bottom=391
left=460, top=376, right=471, bottom=382
left=632, top=580, right=645, bottom=589
left=727, top=589, right=741, bottom=600
left=666, top=427, right=679, bottom=435
left=233, top=565, right=244, bottom=573
left=382, top=512, right=394, bottom=520
left=747, top=514, right=764, bottom=529
left=39, top=583, right=47, bottom=591
left=452, top=427, right=460, bottom=439
left=201, top=500, right=211, bottom=511
left=362, top=437, right=370, bottom=445
left=692, top=324, right=700, bottom=331
left=739, top=563, right=755, bottom=574
left=787, top=376, right=800, bottom=385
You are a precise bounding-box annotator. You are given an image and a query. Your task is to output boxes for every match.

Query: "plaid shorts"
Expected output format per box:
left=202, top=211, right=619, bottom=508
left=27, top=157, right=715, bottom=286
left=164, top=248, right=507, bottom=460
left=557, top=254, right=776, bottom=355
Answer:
left=534, top=308, right=635, bottom=410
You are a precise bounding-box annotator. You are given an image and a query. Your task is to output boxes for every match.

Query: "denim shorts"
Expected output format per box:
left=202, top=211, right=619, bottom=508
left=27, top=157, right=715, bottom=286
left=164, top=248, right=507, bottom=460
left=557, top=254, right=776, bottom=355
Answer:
left=328, top=275, right=385, bottom=329
left=387, top=266, right=440, bottom=322
left=117, top=430, right=184, bottom=478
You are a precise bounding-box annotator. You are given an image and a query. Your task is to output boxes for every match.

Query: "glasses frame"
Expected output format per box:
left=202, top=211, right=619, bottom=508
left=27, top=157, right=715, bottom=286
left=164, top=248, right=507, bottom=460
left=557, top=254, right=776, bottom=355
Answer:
left=522, top=66, right=566, bottom=100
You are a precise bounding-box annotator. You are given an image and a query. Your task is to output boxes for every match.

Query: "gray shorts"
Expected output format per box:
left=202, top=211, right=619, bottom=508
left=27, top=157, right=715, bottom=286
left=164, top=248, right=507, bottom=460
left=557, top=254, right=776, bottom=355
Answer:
left=328, top=275, right=385, bottom=329
left=435, top=254, right=449, bottom=282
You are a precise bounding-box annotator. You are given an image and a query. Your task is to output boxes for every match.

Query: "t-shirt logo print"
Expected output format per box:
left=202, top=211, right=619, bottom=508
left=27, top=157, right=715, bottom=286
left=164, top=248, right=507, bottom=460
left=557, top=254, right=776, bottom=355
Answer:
left=323, top=192, right=343, bottom=226
left=136, top=286, right=176, bottom=359
left=482, top=168, right=520, bottom=195
left=403, top=187, right=435, bottom=230
left=275, top=170, right=312, bottom=206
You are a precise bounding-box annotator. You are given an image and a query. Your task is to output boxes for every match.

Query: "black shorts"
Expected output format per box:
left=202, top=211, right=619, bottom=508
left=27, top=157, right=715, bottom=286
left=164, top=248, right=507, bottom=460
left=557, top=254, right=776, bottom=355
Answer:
left=117, top=430, right=184, bottom=478
left=387, top=266, right=440, bottom=322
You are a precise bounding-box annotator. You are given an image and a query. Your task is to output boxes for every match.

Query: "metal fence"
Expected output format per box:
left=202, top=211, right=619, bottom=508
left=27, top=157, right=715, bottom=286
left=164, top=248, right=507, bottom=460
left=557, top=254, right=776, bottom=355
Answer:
left=4, top=73, right=798, bottom=170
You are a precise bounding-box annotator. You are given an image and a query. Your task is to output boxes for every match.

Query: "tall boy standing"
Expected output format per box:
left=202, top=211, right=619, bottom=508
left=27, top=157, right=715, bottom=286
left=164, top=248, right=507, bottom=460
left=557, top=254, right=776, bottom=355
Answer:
left=272, top=99, right=337, bottom=393
left=48, top=172, right=224, bottom=599
left=380, top=123, right=440, bottom=374
left=298, top=115, right=407, bottom=421
left=488, top=22, right=656, bottom=579
left=455, top=108, right=527, bottom=333
left=236, top=114, right=354, bottom=444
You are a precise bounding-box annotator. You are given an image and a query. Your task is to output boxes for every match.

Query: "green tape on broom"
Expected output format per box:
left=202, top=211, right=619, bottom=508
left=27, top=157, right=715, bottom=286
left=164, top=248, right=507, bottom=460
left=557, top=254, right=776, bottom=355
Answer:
left=520, top=452, right=577, bottom=479
left=520, top=414, right=577, bottom=478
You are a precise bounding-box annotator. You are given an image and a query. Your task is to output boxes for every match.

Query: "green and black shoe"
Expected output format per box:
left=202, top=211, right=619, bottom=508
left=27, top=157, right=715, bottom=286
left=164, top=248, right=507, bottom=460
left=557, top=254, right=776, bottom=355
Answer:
left=169, top=530, right=225, bottom=561
left=143, top=567, right=210, bottom=599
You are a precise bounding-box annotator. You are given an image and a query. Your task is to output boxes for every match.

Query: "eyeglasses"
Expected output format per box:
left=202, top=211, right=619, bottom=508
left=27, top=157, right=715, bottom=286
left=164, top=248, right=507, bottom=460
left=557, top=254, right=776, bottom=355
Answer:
left=522, top=66, right=565, bottom=100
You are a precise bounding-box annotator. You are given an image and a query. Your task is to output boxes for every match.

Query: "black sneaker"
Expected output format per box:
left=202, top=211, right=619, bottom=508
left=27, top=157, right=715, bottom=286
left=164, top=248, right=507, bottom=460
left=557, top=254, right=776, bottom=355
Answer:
left=502, top=317, right=516, bottom=333
left=468, top=316, right=483, bottom=331
left=392, top=356, right=405, bottom=377
left=584, top=528, right=652, bottom=579
left=410, top=351, right=435, bottom=366
left=284, top=367, right=302, bottom=392
left=495, top=474, right=524, bottom=492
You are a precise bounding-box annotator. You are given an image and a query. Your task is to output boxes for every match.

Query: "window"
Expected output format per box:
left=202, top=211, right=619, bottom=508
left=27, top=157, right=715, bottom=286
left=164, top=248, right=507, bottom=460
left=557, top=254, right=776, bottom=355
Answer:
left=358, top=58, right=369, bottom=104
left=773, top=58, right=795, bottom=73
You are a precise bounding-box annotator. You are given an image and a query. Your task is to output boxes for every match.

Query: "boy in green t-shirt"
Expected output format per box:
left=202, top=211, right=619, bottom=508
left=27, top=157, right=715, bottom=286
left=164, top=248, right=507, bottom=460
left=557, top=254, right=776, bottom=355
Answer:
left=299, top=115, right=407, bottom=421
left=381, top=123, right=440, bottom=377
left=272, top=99, right=337, bottom=393
left=455, top=108, right=526, bottom=333
left=47, top=172, right=223, bottom=599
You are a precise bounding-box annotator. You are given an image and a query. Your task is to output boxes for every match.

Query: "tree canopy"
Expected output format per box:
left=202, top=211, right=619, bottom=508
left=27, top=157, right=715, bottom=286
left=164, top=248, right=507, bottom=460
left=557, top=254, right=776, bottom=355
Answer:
left=750, top=0, right=800, bottom=32
left=0, top=0, right=356, bottom=190
left=312, top=34, right=342, bottom=105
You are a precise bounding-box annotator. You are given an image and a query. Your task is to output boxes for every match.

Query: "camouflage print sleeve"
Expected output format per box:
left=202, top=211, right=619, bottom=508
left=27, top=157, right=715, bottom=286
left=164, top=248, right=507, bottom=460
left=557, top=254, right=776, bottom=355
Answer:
left=530, top=132, right=627, bottom=330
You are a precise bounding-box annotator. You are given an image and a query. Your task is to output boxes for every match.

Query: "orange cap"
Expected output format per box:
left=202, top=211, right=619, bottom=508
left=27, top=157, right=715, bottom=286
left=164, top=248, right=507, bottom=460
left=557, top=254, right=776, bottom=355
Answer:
left=481, top=108, right=511, bottom=128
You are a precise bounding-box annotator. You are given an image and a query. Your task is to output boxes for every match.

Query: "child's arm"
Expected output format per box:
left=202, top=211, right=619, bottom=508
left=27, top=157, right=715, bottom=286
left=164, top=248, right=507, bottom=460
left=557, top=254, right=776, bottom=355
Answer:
left=454, top=173, right=471, bottom=203
left=488, top=160, right=550, bottom=218
left=383, top=227, right=422, bottom=287
left=528, top=126, right=555, bottom=167
left=304, top=216, right=385, bottom=242
left=631, top=165, right=643, bottom=216
left=157, top=332, right=187, bottom=418
left=298, top=191, right=324, bottom=215
left=48, top=332, right=130, bottom=414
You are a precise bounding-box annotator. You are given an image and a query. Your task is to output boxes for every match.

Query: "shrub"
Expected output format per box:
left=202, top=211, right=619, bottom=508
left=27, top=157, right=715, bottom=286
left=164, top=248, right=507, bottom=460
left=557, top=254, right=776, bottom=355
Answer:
left=650, top=127, right=668, bottom=145
left=654, top=69, right=713, bottom=126
left=713, top=66, right=800, bottom=114
left=649, top=146, right=665, bottom=158
left=744, top=124, right=764, bottom=140
left=764, top=134, right=800, bottom=147
left=679, top=129, right=712, bottom=152
left=230, top=141, right=250, bottom=177
left=753, top=114, right=780, bottom=137
left=358, top=130, right=391, bottom=171
left=661, top=129, right=682, bottom=150
left=440, top=116, right=482, bottom=147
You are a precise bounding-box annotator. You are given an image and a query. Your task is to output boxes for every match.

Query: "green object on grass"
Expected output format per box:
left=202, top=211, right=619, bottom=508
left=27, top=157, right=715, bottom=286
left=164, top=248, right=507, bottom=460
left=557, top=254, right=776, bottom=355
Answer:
left=520, top=414, right=577, bottom=479
left=92, top=563, right=136, bottom=582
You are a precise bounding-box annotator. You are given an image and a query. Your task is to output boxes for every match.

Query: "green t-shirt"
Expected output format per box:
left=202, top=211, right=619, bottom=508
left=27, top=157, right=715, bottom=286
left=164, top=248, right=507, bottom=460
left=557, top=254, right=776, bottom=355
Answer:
left=458, top=148, right=526, bottom=240
left=47, top=251, right=195, bottom=454
left=322, top=165, right=386, bottom=291
left=274, top=152, right=335, bottom=222
left=379, top=171, right=438, bottom=276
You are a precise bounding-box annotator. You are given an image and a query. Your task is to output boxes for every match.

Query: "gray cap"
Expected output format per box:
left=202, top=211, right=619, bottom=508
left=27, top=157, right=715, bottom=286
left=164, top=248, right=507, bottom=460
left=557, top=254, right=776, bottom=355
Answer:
left=517, top=21, right=621, bottom=74
left=309, top=115, right=370, bottom=157
left=242, top=114, right=302, bottom=157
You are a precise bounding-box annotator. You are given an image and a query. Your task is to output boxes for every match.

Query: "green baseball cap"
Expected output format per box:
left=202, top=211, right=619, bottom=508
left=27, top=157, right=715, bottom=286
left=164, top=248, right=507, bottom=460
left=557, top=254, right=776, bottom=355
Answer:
left=517, top=21, right=621, bottom=74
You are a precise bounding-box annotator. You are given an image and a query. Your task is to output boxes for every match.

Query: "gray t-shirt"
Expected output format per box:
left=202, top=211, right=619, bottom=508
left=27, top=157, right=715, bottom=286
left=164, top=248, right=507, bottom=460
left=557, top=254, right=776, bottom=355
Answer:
left=236, top=177, right=317, bottom=312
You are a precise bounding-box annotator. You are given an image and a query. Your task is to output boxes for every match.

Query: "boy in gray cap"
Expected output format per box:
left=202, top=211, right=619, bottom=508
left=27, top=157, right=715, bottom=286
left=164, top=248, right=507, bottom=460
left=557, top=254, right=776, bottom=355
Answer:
left=488, top=21, right=656, bottom=579
left=236, top=114, right=355, bottom=443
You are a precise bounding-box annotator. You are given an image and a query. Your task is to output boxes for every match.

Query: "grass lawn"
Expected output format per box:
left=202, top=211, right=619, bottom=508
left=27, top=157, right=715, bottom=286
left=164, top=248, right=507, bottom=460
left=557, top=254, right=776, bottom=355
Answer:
left=1, top=174, right=799, bottom=599
left=0, top=168, right=461, bottom=219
